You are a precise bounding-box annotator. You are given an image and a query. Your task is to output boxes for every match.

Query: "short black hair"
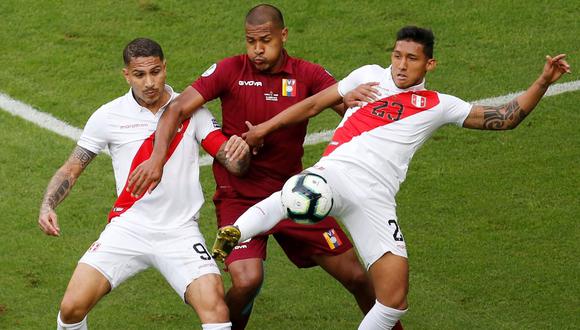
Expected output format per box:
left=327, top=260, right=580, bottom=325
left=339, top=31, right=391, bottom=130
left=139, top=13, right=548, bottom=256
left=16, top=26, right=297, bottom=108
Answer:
left=246, top=4, right=285, bottom=29
left=123, top=38, right=164, bottom=66
left=396, top=26, right=435, bottom=59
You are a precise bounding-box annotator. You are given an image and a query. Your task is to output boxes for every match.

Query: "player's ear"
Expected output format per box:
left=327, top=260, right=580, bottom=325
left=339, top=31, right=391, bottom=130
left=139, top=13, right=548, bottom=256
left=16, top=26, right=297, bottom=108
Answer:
left=122, top=67, right=130, bottom=84
left=426, top=58, right=437, bottom=72
left=281, top=27, right=288, bottom=43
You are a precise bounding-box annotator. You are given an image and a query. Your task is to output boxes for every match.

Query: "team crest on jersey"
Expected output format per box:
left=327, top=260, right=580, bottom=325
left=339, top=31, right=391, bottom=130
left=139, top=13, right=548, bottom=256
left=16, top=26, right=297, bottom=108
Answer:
left=201, top=63, right=217, bottom=77
left=282, top=79, right=296, bottom=97
left=411, top=94, right=427, bottom=108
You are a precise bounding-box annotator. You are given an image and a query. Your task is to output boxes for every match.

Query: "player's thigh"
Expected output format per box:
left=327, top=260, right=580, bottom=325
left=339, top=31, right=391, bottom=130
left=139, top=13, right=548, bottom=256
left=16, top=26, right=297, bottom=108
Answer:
left=338, top=197, right=408, bottom=270
left=215, top=196, right=271, bottom=266
left=152, top=225, right=221, bottom=302
left=273, top=217, right=353, bottom=268
left=60, top=263, right=111, bottom=314
left=78, top=221, right=151, bottom=289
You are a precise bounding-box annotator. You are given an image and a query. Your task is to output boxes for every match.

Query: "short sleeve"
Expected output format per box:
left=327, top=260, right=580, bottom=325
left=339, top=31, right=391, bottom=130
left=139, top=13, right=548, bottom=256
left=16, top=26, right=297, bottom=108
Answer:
left=192, top=106, right=222, bottom=143
left=441, top=94, right=473, bottom=126
left=191, top=58, right=233, bottom=102
left=309, top=64, right=337, bottom=95
left=77, top=108, right=108, bottom=154
left=337, top=65, right=377, bottom=97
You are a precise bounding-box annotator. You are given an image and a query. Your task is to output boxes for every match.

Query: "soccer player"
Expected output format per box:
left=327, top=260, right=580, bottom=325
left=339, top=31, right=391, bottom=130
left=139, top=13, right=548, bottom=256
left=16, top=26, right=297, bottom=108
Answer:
left=126, top=4, right=384, bottom=329
left=214, top=26, right=571, bottom=329
left=38, top=38, right=250, bottom=330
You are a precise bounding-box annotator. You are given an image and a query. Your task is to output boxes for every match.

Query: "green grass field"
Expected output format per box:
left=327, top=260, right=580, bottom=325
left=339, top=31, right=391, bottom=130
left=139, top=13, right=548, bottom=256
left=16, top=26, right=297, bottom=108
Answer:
left=1, top=0, right=578, bottom=329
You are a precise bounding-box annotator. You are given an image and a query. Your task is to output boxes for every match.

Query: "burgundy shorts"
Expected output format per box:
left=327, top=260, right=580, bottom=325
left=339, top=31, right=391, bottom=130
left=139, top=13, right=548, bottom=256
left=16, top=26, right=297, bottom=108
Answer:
left=214, top=188, right=353, bottom=268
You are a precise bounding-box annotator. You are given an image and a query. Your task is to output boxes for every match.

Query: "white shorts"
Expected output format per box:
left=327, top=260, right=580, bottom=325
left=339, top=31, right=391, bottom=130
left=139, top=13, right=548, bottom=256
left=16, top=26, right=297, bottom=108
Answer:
left=79, top=219, right=220, bottom=301
left=308, top=162, right=407, bottom=269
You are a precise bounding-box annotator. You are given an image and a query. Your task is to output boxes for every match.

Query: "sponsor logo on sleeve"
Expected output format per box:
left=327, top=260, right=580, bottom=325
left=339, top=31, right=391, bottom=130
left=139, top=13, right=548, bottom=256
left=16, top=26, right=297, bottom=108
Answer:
left=88, top=241, right=101, bottom=252
left=201, top=63, right=217, bottom=77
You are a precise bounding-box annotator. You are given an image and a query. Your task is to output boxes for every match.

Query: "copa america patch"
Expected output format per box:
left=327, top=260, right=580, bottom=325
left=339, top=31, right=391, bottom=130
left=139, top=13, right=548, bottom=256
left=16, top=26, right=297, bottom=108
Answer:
left=201, top=63, right=217, bottom=77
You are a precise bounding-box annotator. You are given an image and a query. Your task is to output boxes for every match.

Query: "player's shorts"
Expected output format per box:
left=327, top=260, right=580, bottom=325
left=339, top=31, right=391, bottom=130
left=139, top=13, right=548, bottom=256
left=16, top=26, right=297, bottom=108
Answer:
left=214, top=186, right=353, bottom=268
left=307, top=162, right=408, bottom=270
left=78, top=218, right=220, bottom=301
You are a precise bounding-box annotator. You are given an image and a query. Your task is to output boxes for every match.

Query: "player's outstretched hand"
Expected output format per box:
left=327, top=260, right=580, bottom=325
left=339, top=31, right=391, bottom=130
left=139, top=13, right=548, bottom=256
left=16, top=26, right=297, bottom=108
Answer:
left=343, top=82, right=380, bottom=108
left=39, top=206, right=60, bottom=236
left=242, top=121, right=265, bottom=155
left=225, top=135, right=250, bottom=162
left=539, top=54, right=571, bottom=85
left=127, top=157, right=164, bottom=198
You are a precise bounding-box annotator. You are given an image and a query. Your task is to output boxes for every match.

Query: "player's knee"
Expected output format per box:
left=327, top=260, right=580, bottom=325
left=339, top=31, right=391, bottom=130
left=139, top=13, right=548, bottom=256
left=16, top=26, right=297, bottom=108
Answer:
left=229, top=264, right=263, bottom=294
left=59, top=296, right=89, bottom=323
left=342, top=267, right=372, bottom=293
left=378, top=287, right=408, bottom=310
left=198, top=299, right=230, bottom=323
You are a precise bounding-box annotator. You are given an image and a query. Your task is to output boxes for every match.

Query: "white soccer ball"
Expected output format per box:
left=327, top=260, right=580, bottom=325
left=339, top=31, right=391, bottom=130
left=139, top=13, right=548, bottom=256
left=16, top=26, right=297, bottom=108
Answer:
left=281, top=173, right=333, bottom=224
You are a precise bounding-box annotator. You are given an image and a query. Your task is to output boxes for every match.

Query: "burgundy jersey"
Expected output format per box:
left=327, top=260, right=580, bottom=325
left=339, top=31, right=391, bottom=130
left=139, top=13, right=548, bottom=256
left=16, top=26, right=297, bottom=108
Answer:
left=192, top=51, right=336, bottom=198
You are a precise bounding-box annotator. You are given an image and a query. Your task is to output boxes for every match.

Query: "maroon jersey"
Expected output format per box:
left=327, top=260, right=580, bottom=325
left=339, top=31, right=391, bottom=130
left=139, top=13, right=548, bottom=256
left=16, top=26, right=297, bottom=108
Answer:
left=192, top=51, right=336, bottom=198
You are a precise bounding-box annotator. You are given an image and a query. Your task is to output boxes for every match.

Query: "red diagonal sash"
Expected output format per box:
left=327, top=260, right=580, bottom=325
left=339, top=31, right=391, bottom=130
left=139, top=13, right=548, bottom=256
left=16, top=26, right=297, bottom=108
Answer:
left=108, top=119, right=191, bottom=221
left=323, top=91, right=439, bottom=156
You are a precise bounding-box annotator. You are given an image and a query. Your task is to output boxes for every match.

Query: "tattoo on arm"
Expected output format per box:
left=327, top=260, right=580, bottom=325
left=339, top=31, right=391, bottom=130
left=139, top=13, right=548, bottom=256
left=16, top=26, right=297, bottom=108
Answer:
left=482, top=99, right=528, bottom=130
left=71, top=146, right=97, bottom=169
left=41, top=172, right=73, bottom=211
left=40, top=146, right=96, bottom=211
left=215, top=147, right=250, bottom=176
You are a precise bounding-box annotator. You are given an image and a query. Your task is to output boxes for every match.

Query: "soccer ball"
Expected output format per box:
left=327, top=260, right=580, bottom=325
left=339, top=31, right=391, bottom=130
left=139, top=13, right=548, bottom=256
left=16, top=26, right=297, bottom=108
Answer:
left=281, top=173, right=333, bottom=224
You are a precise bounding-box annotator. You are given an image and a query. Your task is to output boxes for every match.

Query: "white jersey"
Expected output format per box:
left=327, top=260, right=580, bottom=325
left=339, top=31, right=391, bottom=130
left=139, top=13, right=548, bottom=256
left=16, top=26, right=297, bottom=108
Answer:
left=318, top=65, right=472, bottom=206
left=78, top=85, right=221, bottom=230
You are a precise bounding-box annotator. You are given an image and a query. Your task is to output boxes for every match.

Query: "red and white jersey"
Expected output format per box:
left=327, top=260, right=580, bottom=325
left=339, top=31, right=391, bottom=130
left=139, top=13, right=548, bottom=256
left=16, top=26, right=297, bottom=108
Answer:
left=318, top=65, right=472, bottom=205
left=78, top=85, right=222, bottom=230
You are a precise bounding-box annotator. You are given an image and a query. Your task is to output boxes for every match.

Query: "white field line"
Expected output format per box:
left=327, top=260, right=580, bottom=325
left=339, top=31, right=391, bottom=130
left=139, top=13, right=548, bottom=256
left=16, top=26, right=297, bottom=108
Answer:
left=1, top=80, right=579, bottom=166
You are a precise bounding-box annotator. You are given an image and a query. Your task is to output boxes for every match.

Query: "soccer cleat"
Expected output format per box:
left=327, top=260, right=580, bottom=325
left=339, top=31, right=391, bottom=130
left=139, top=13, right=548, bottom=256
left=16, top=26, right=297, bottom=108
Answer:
left=211, top=225, right=241, bottom=262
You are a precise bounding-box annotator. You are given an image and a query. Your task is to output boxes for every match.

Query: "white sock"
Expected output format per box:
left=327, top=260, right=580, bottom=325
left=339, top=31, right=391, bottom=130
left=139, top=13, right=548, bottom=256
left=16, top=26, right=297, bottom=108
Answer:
left=57, top=311, right=88, bottom=330
left=358, top=300, right=406, bottom=330
left=201, top=322, right=232, bottom=330
left=235, top=191, right=285, bottom=242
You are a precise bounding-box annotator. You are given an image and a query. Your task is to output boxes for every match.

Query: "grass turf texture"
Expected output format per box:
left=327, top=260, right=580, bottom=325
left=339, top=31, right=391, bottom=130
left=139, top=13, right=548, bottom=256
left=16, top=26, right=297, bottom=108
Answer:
left=0, top=0, right=578, bottom=329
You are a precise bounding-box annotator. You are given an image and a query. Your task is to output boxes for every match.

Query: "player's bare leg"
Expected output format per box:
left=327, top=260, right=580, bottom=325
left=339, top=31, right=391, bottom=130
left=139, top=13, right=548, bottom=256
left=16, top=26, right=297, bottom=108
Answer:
left=358, top=252, right=408, bottom=329
left=185, top=274, right=231, bottom=328
left=58, top=263, right=111, bottom=328
left=225, top=258, right=264, bottom=330
left=313, top=249, right=375, bottom=313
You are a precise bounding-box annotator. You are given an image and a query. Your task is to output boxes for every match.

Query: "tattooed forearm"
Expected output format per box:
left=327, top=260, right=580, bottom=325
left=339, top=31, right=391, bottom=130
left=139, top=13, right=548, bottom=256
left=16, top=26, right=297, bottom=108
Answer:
left=482, top=99, right=528, bottom=130
left=40, top=146, right=94, bottom=212
left=71, top=146, right=96, bottom=169
left=41, top=172, right=73, bottom=210
left=215, top=148, right=250, bottom=177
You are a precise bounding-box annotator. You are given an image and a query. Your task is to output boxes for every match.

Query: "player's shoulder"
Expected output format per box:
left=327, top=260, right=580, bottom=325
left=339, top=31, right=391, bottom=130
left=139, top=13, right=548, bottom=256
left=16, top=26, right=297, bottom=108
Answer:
left=353, top=64, right=386, bottom=76
left=97, top=91, right=130, bottom=114
left=217, top=54, right=246, bottom=69
left=432, top=90, right=467, bottom=105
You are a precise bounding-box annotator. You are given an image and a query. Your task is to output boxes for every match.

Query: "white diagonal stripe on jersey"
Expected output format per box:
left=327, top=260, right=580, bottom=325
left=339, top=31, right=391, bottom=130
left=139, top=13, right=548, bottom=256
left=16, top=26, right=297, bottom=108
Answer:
left=1, top=79, right=579, bottom=166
